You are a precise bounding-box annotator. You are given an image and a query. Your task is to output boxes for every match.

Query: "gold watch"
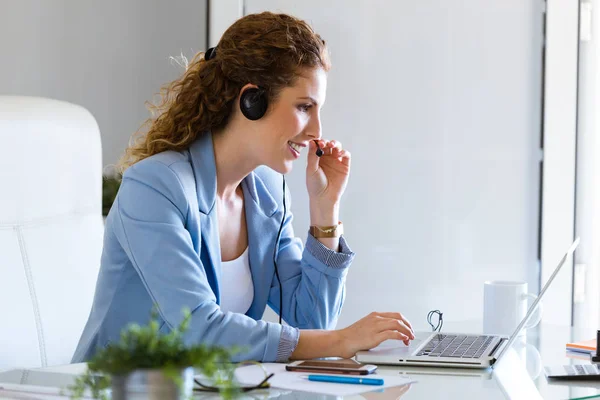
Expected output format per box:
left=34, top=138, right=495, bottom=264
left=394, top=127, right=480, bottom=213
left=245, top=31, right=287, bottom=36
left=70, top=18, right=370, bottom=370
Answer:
left=309, top=222, right=344, bottom=238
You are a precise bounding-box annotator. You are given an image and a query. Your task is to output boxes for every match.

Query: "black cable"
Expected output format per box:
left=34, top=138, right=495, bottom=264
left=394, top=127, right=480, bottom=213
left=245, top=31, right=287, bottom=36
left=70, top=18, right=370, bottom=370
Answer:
left=273, top=175, right=286, bottom=325
left=427, top=310, right=444, bottom=332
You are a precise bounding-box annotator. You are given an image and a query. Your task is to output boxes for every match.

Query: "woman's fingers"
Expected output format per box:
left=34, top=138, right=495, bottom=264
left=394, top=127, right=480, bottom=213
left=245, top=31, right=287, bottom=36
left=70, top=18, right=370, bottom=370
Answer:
left=330, top=141, right=343, bottom=158
left=377, top=317, right=415, bottom=339
left=306, top=140, right=321, bottom=173
left=329, top=140, right=343, bottom=151
left=339, top=150, right=351, bottom=167
left=339, top=311, right=418, bottom=357
left=316, top=139, right=345, bottom=157
left=376, top=330, right=410, bottom=344
left=375, top=312, right=414, bottom=332
left=326, top=141, right=350, bottom=166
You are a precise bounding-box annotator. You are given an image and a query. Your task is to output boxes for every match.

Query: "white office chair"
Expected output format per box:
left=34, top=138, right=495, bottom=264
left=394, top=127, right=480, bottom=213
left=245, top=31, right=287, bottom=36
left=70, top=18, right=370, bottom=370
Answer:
left=0, top=96, right=104, bottom=370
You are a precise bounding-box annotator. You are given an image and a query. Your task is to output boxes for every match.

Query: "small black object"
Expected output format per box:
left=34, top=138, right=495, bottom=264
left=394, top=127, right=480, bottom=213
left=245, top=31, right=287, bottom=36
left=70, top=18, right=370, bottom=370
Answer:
left=240, top=87, right=268, bottom=120
left=427, top=309, right=444, bottom=332
left=204, top=47, right=217, bottom=61
left=314, top=140, right=323, bottom=157
left=195, top=373, right=274, bottom=392
left=592, top=330, right=600, bottom=363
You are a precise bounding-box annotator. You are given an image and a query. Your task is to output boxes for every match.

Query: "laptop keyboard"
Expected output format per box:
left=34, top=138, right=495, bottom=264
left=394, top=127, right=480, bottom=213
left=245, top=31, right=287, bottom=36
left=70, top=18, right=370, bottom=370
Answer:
left=416, top=334, right=495, bottom=359
left=564, top=364, right=600, bottom=376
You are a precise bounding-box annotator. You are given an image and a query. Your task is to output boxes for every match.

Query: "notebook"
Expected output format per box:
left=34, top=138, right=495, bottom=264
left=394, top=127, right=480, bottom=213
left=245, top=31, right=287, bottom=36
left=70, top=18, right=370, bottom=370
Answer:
left=566, top=339, right=596, bottom=354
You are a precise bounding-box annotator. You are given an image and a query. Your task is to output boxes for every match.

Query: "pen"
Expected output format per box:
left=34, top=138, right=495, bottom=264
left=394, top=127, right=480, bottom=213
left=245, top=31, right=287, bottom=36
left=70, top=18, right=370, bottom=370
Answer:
left=570, top=395, right=600, bottom=400
left=307, top=375, right=384, bottom=386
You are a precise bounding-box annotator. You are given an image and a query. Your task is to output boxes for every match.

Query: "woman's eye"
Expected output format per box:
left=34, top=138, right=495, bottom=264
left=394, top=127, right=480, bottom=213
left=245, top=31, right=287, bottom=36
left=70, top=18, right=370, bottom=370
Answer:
left=298, top=104, right=312, bottom=112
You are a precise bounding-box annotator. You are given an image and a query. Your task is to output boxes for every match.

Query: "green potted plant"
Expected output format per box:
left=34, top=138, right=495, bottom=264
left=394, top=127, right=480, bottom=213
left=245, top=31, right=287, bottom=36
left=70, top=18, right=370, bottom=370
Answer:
left=68, top=309, right=238, bottom=400
left=102, top=174, right=122, bottom=216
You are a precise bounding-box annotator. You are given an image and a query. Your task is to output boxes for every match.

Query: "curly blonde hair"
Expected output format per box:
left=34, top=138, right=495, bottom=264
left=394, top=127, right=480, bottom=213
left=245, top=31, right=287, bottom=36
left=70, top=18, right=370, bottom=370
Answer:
left=117, top=12, right=331, bottom=174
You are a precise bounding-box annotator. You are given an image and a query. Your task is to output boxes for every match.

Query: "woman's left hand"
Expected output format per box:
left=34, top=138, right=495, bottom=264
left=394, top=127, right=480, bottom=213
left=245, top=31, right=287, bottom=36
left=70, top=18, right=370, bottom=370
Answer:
left=306, top=139, right=351, bottom=209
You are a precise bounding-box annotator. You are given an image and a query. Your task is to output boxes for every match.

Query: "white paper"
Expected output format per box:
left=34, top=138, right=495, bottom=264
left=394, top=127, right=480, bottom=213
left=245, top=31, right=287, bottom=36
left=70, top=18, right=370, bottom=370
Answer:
left=225, top=363, right=417, bottom=396
left=0, top=383, right=76, bottom=399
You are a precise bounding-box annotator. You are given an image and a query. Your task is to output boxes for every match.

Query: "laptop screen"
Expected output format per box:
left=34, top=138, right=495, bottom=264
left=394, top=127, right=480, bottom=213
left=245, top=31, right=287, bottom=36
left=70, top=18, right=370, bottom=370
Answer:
left=494, top=237, right=580, bottom=364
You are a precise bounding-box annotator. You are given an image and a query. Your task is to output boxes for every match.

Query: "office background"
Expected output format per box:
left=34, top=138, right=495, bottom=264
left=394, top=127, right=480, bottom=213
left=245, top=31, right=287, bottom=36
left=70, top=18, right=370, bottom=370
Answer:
left=1, top=0, right=597, bottom=334
left=239, top=0, right=543, bottom=330
left=0, top=0, right=208, bottom=172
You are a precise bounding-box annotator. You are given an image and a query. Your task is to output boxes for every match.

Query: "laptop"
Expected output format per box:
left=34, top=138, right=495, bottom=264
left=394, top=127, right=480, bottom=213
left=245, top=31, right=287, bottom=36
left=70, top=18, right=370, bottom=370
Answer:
left=356, top=238, right=580, bottom=369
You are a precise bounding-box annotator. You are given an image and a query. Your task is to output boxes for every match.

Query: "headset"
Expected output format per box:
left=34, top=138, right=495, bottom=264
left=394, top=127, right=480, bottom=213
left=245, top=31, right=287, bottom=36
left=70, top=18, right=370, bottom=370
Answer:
left=206, top=47, right=324, bottom=325
left=206, top=46, right=270, bottom=121
left=240, top=87, right=268, bottom=121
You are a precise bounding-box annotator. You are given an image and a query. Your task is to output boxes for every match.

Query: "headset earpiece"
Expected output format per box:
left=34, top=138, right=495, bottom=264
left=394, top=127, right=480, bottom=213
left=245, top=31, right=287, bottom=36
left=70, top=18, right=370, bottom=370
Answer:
left=240, top=87, right=268, bottom=121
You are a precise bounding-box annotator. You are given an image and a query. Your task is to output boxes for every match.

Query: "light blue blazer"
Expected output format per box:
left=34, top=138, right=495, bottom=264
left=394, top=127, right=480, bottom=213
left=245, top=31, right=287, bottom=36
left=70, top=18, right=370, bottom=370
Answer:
left=72, top=133, right=355, bottom=363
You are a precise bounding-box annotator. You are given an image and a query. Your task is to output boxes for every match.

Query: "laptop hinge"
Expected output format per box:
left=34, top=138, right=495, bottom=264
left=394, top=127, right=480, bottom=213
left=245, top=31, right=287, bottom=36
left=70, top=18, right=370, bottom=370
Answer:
left=488, top=337, right=507, bottom=359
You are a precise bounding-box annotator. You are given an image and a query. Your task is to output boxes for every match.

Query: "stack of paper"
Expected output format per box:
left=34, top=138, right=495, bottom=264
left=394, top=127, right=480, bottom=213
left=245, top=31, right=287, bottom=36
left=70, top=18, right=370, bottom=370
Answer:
left=0, top=383, right=86, bottom=399
left=566, top=339, right=596, bottom=354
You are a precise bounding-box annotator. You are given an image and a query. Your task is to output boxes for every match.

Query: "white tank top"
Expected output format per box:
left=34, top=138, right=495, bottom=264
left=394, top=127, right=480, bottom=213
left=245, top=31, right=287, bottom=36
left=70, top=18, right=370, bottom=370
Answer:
left=219, top=247, right=254, bottom=314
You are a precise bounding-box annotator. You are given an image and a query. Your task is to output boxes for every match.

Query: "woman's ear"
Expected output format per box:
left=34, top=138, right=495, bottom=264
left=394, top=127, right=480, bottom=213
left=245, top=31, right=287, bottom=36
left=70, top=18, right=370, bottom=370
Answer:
left=238, top=83, right=260, bottom=98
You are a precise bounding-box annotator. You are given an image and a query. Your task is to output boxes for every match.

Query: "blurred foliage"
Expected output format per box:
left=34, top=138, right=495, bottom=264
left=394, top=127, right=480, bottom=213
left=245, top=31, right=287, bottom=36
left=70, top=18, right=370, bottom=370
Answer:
left=68, top=308, right=238, bottom=399
left=102, top=175, right=121, bottom=216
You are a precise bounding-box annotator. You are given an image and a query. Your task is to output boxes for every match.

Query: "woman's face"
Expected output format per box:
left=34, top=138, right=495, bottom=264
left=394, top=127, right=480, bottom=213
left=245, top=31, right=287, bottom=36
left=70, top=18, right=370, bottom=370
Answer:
left=260, top=67, right=327, bottom=174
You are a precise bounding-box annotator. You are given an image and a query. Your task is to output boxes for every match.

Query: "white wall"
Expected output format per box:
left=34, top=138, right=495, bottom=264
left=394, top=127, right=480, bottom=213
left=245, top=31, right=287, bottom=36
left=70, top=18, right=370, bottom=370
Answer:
left=208, top=0, right=243, bottom=47
left=213, top=1, right=545, bottom=330
left=0, top=0, right=207, bottom=170
left=575, top=0, right=600, bottom=331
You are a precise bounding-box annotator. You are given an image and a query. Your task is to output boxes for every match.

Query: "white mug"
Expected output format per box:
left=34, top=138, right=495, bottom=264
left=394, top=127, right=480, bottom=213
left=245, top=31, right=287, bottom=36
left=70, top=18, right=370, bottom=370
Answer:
left=483, top=281, right=543, bottom=337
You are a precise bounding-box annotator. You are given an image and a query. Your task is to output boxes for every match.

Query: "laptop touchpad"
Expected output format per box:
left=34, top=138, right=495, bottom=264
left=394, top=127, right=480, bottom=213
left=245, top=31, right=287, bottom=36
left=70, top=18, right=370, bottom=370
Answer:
left=369, top=332, right=431, bottom=355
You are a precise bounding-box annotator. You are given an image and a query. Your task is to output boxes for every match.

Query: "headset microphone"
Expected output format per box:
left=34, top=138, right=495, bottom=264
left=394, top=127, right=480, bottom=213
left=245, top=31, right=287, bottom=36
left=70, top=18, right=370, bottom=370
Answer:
left=313, top=140, right=323, bottom=157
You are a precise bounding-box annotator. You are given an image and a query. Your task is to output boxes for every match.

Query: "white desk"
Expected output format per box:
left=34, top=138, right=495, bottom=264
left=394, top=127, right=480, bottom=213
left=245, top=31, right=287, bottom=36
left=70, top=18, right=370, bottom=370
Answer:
left=1, top=322, right=599, bottom=399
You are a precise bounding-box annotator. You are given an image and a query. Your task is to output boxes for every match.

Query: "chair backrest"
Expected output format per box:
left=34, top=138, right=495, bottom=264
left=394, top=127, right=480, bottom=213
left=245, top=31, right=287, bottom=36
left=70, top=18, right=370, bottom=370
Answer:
left=0, top=96, right=104, bottom=369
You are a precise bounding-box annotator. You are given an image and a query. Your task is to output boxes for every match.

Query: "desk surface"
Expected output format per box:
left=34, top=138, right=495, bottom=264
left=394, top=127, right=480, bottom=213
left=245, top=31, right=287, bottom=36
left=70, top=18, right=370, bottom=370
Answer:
left=1, top=322, right=599, bottom=399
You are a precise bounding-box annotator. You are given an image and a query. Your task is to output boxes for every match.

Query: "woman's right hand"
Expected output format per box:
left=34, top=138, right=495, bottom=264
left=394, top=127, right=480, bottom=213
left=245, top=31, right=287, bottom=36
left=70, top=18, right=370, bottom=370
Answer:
left=334, top=312, right=415, bottom=359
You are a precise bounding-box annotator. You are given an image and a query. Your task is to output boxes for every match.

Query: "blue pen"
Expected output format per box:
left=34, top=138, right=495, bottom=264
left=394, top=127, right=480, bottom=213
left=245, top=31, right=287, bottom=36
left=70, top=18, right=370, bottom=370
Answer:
left=307, top=375, right=384, bottom=386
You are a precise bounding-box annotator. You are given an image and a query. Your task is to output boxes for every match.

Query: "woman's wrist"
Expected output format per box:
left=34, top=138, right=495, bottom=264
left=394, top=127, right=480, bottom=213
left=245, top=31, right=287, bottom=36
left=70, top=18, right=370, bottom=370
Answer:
left=290, top=329, right=346, bottom=360
left=309, top=202, right=341, bottom=251
left=309, top=201, right=339, bottom=226
left=329, top=329, right=347, bottom=358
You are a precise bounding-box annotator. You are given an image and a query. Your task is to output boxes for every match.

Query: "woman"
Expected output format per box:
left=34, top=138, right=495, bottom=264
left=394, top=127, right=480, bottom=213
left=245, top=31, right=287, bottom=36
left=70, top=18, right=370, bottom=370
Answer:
left=73, top=12, right=414, bottom=363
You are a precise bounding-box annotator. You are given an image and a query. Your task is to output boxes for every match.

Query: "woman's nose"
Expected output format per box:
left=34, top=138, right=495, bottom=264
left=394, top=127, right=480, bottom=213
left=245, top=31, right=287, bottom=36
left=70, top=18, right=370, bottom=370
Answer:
left=307, top=115, right=322, bottom=139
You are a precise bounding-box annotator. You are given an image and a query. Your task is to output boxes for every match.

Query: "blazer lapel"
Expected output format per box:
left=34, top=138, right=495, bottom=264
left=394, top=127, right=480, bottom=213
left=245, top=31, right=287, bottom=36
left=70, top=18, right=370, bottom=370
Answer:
left=242, top=171, right=279, bottom=319
left=188, top=133, right=222, bottom=304
left=199, top=211, right=222, bottom=304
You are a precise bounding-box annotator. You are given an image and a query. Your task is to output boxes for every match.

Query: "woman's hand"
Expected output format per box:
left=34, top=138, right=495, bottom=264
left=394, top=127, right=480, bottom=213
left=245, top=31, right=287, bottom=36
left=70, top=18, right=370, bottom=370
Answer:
left=306, top=139, right=351, bottom=212
left=334, top=312, right=415, bottom=359
left=291, top=312, right=414, bottom=361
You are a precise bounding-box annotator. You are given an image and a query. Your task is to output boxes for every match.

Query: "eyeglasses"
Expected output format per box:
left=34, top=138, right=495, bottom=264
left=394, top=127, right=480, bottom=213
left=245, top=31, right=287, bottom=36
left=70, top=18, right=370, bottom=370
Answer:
left=194, top=361, right=274, bottom=393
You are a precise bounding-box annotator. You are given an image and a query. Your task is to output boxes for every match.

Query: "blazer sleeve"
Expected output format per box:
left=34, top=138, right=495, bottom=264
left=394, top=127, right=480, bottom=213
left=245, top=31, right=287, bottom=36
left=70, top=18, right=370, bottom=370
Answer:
left=114, top=160, right=294, bottom=362
left=267, top=186, right=356, bottom=335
